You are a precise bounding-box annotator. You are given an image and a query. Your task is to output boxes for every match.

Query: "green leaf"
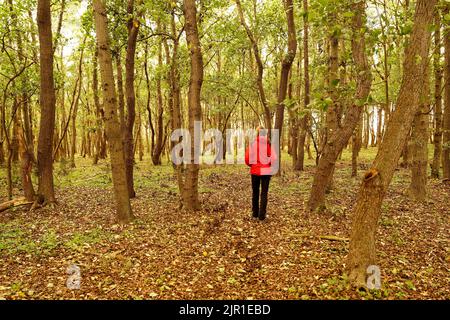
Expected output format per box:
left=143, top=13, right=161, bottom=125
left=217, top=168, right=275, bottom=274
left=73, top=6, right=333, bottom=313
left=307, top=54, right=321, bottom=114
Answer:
left=343, top=12, right=355, bottom=18
left=444, top=13, right=450, bottom=23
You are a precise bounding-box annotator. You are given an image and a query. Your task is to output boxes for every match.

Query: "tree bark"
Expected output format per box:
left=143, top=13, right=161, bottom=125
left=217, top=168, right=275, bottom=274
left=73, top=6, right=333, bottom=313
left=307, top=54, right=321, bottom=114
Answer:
left=351, top=117, right=363, bottom=177
left=124, top=0, right=141, bottom=198
left=408, top=64, right=430, bottom=201
left=295, top=0, right=310, bottom=171
left=10, top=0, right=35, bottom=200
left=93, top=47, right=102, bottom=165
left=36, top=0, right=56, bottom=204
left=443, top=4, right=450, bottom=180
left=152, top=20, right=165, bottom=166
left=183, top=0, right=203, bottom=211
left=69, top=38, right=86, bottom=168
left=274, top=0, right=297, bottom=172
left=346, top=0, right=437, bottom=287
left=166, top=11, right=186, bottom=206
left=431, top=12, right=443, bottom=178
left=93, top=0, right=133, bottom=223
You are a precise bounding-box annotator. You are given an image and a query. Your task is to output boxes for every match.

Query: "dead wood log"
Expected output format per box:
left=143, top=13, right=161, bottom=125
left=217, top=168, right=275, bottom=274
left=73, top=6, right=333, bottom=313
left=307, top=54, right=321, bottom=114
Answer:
left=0, top=197, right=33, bottom=212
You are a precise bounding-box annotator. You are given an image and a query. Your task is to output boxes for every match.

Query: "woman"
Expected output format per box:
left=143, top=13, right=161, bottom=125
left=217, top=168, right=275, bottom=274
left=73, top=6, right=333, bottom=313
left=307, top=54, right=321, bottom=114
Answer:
left=244, top=127, right=277, bottom=221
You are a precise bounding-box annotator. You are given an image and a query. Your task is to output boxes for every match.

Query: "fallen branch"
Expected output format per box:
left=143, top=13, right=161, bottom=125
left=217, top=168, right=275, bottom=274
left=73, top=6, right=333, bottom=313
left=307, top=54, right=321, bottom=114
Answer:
left=290, top=233, right=349, bottom=242
left=0, top=197, right=33, bottom=213
left=319, top=235, right=349, bottom=242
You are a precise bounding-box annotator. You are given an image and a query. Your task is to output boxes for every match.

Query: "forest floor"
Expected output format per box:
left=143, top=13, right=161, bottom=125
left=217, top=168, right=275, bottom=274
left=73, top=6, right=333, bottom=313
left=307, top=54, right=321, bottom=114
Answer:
left=0, top=148, right=449, bottom=300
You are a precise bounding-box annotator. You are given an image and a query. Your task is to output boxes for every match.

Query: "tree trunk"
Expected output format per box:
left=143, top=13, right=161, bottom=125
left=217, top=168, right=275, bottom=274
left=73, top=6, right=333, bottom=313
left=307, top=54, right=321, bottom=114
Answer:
left=18, top=110, right=35, bottom=201
left=93, top=47, right=102, bottom=165
left=408, top=64, right=430, bottom=201
left=235, top=0, right=272, bottom=131
left=376, top=107, right=383, bottom=146
left=307, top=1, right=372, bottom=211
left=295, top=0, right=310, bottom=171
left=443, top=4, right=450, bottom=180
left=124, top=0, right=140, bottom=198
left=93, top=0, right=133, bottom=223
left=351, top=117, right=363, bottom=177
left=15, top=4, right=35, bottom=200
left=431, top=11, right=443, bottom=178
left=69, top=40, right=85, bottom=168
left=166, top=11, right=185, bottom=206
left=363, top=109, right=370, bottom=148
left=152, top=21, right=165, bottom=166
left=346, top=0, right=437, bottom=287
left=183, top=0, right=203, bottom=211
left=274, top=0, right=297, bottom=173
left=36, top=0, right=56, bottom=204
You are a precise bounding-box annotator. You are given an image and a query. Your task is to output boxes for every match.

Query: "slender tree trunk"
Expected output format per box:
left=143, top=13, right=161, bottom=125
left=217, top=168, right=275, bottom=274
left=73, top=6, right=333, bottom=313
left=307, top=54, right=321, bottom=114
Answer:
left=274, top=0, right=297, bottom=173
left=431, top=11, right=443, bottom=178
left=307, top=1, right=372, bottom=211
left=352, top=117, right=363, bottom=177
left=152, top=22, right=165, bottom=166
left=363, top=109, right=370, bottom=148
left=346, top=0, right=437, bottom=287
left=9, top=0, right=35, bottom=200
left=167, top=11, right=185, bottom=205
left=235, top=0, right=272, bottom=131
left=443, top=4, right=450, bottom=180
left=288, top=64, right=299, bottom=166
left=124, top=0, right=140, bottom=198
left=408, top=64, right=430, bottom=201
left=11, top=99, right=19, bottom=163
left=70, top=40, right=85, bottom=168
left=93, top=0, right=133, bottom=223
left=376, top=107, right=383, bottom=146
left=183, top=0, right=203, bottom=211
left=295, top=0, right=310, bottom=171
left=36, top=0, right=56, bottom=204
left=93, top=47, right=102, bottom=165
left=116, top=53, right=126, bottom=134
left=144, top=43, right=155, bottom=158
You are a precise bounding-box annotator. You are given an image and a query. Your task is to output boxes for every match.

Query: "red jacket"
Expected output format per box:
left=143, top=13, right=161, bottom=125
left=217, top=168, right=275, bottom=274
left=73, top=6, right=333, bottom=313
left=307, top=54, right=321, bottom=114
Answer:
left=245, top=136, right=277, bottom=176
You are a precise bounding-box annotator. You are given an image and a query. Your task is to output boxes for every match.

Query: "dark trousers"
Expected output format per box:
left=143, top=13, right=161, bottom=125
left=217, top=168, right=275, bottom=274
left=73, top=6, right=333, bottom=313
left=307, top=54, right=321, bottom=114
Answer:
left=251, top=175, right=271, bottom=220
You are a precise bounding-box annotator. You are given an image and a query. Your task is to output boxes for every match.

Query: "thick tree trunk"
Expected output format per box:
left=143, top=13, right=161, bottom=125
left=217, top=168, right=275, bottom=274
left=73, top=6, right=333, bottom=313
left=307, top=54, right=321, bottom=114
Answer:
left=93, top=0, right=133, bottom=223
left=307, top=1, right=372, bottom=211
left=36, top=0, right=56, bottom=204
left=183, top=0, right=203, bottom=211
left=431, top=12, right=443, bottom=178
left=346, top=0, right=437, bottom=287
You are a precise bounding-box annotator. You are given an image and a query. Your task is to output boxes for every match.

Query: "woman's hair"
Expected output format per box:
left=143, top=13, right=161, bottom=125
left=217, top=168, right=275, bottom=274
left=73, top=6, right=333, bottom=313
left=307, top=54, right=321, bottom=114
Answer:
left=257, top=126, right=268, bottom=137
